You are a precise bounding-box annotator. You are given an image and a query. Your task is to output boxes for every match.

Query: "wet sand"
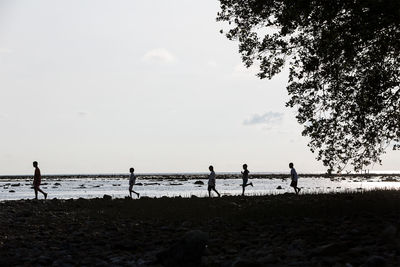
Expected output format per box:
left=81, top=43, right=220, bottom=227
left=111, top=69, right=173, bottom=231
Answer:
left=1, top=191, right=400, bottom=266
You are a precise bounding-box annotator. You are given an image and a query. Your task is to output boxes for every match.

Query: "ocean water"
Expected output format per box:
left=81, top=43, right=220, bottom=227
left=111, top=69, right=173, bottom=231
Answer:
left=1, top=175, right=400, bottom=201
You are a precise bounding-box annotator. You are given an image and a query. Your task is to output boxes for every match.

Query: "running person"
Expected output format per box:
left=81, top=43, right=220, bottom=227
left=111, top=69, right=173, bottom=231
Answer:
left=32, top=161, right=47, bottom=200
left=241, top=164, right=253, bottom=196
left=289, top=162, right=301, bottom=195
left=129, top=167, right=140, bottom=198
left=207, top=165, right=220, bottom=197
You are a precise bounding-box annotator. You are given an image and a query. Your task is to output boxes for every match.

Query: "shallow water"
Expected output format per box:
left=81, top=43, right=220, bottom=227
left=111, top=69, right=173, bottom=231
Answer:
left=1, top=176, right=400, bottom=200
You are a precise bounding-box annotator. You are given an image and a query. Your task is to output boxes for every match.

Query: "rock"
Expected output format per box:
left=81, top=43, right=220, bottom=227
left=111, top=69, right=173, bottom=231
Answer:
left=9, top=190, right=15, bottom=193
left=135, top=183, right=143, bottom=186
left=157, top=230, right=209, bottom=266
left=310, top=242, right=349, bottom=256
left=103, top=194, right=112, bottom=200
left=258, top=254, right=278, bottom=264
left=381, top=225, right=397, bottom=239
left=194, top=181, right=204, bottom=185
left=144, top=182, right=160, bottom=186
left=362, top=255, right=386, bottom=267
left=54, top=182, right=61, bottom=186
left=276, top=186, right=283, bottom=189
left=11, top=183, right=20, bottom=187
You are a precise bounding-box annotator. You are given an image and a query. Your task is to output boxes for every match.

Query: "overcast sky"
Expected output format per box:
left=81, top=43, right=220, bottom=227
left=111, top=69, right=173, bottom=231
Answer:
left=1, top=0, right=399, bottom=175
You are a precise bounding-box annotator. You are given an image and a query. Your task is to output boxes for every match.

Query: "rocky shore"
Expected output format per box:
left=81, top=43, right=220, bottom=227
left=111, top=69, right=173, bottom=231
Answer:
left=1, top=190, right=400, bottom=266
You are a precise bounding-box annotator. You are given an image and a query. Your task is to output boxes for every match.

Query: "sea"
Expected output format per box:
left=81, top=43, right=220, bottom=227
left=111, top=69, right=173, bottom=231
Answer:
left=1, top=172, right=400, bottom=201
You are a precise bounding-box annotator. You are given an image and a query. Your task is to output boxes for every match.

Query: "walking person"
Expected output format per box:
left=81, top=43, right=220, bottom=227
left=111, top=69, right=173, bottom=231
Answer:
left=32, top=161, right=47, bottom=200
left=289, top=162, right=301, bottom=195
left=207, top=165, right=220, bottom=197
left=129, top=167, right=140, bottom=198
left=241, top=164, right=253, bottom=196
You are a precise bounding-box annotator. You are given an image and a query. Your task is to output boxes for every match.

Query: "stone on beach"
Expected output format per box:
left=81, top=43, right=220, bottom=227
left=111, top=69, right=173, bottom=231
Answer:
left=103, top=194, right=112, bottom=200
left=157, top=230, right=209, bottom=266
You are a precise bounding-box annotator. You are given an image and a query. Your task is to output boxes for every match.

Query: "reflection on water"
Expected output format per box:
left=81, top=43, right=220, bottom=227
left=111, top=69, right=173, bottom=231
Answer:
left=1, top=176, right=400, bottom=200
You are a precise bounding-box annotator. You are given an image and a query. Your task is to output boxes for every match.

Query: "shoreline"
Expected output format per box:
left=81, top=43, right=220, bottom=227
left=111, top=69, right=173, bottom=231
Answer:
left=1, top=190, right=400, bottom=266
left=1, top=172, right=400, bottom=180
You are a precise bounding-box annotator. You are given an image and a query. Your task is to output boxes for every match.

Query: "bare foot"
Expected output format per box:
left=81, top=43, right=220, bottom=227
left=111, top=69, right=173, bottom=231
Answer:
left=44, top=193, right=48, bottom=200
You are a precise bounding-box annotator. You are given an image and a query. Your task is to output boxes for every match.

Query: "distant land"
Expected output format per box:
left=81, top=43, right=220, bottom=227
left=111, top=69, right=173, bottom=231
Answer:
left=1, top=172, right=400, bottom=180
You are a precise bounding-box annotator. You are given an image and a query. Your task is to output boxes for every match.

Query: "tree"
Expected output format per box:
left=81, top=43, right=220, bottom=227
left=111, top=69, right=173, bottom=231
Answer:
left=217, top=0, right=400, bottom=172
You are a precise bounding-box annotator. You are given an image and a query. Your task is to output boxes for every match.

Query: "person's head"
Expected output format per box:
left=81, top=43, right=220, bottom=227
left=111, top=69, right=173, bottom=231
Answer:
left=243, top=164, right=247, bottom=170
left=289, top=162, right=294, bottom=168
left=129, top=167, right=134, bottom=173
left=209, top=165, right=214, bottom=171
left=33, top=161, right=38, bottom=168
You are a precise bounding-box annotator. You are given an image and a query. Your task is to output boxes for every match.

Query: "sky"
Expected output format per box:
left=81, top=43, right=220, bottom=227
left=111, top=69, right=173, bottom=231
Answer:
left=0, top=0, right=399, bottom=175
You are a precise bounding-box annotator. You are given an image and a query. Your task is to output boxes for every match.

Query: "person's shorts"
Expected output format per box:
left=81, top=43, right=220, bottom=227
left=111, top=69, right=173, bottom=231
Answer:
left=33, top=180, right=41, bottom=188
left=290, top=180, right=298, bottom=188
left=242, top=179, right=248, bottom=186
left=208, top=185, right=215, bottom=191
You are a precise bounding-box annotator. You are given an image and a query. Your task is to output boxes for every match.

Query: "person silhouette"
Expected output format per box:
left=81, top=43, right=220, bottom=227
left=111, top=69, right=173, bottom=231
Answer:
left=241, top=164, right=253, bottom=196
left=129, top=167, right=140, bottom=198
left=207, top=165, right=220, bottom=197
left=289, top=162, right=301, bottom=195
left=32, top=161, right=47, bottom=200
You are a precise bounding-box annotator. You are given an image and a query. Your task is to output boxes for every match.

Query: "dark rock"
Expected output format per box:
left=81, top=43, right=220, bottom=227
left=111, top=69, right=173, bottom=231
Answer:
left=103, top=194, right=112, bottom=200
left=194, top=181, right=204, bottom=185
left=157, top=230, right=209, bottom=266
left=258, top=254, right=278, bottom=264
left=363, top=255, right=386, bottom=267
left=381, top=225, right=397, bottom=239
left=144, top=182, right=160, bottom=186
left=9, top=190, right=15, bottom=193
left=310, top=242, right=349, bottom=256
left=11, top=183, right=20, bottom=187
left=276, top=186, right=283, bottom=189
left=135, top=182, right=143, bottom=186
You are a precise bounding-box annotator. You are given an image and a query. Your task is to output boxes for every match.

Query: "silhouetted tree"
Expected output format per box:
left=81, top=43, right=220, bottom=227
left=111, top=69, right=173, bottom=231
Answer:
left=217, top=0, right=400, bottom=172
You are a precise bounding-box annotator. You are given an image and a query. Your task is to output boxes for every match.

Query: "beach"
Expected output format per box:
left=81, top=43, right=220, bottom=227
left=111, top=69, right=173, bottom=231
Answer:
left=1, top=190, right=400, bottom=266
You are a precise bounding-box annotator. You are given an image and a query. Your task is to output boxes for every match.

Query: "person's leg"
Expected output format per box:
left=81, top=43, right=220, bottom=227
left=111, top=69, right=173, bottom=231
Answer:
left=131, top=187, right=140, bottom=198
left=242, top=185, right=245, bottom=196
left=129, top=184, right=133, bottom=198
left=213, top=188, right=220, bottom=197
left=34, top=187, right=38, bottom=199
left=37, top=188, right=47, bottom=199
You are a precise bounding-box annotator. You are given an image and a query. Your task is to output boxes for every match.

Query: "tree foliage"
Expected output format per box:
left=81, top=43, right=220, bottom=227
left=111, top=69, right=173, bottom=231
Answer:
left=217, top=0, right=400, bottom=171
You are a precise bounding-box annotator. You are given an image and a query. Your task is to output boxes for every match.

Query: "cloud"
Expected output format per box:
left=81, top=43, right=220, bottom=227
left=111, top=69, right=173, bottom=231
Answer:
left=77, top=111, right=88, bottom=117
left=142, top=48, right=176, bottom=64
left=243, top=112, right=284, bottom=126
left=0, top=48, right=13, bottom=54
left=206, top=60, right=218, bottom=68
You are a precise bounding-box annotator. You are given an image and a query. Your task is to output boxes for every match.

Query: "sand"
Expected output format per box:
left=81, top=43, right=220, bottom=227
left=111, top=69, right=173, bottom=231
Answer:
left=1, top=191, right=400, bottom=266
